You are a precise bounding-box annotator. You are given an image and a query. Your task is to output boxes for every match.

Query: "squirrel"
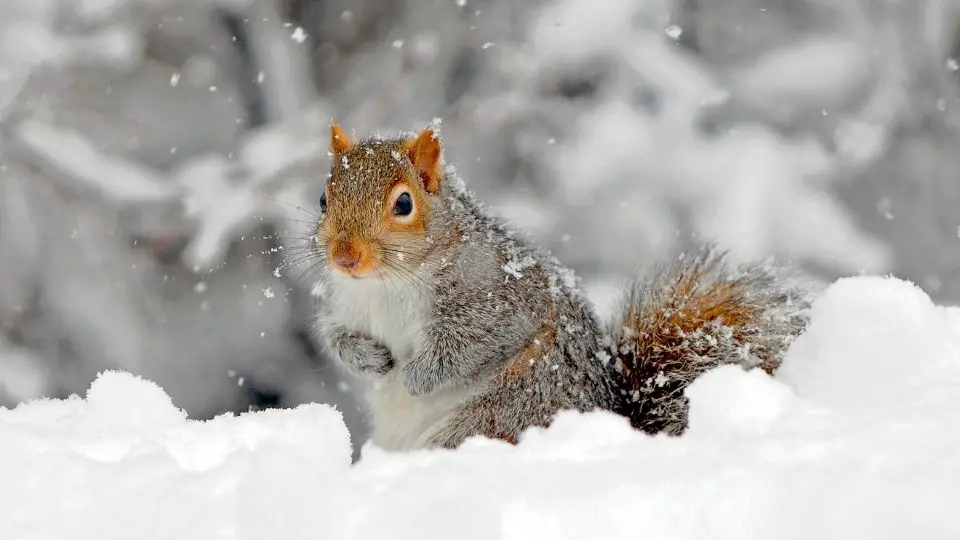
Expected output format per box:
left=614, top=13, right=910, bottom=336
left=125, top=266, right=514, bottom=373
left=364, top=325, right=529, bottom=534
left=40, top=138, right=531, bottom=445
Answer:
left=309, top=122, right=811, bottom=451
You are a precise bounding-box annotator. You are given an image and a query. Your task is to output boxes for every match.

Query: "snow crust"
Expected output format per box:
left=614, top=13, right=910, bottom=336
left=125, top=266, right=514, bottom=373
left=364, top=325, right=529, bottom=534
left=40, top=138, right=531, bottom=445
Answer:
left=2, top=276, right=959, bottom=539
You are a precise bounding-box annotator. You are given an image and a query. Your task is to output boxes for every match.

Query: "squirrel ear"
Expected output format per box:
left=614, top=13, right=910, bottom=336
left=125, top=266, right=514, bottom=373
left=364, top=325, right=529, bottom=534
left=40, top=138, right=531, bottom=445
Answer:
left=402, top=128, right=442, bottom=194
left=330, top=121, right=353, bottom=156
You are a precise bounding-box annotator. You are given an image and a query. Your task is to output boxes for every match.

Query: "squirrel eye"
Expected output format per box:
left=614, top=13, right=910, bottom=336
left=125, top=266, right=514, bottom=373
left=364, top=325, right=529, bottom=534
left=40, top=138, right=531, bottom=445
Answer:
left=393, top=192, right=413, bottom=217
left=318, top=191, right=327, bottom=213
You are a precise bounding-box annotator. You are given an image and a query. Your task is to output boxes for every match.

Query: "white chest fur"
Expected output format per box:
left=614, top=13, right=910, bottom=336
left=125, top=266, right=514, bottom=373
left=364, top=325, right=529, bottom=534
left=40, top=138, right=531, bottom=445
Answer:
left=325, top=274, right=476, bottom=450
left=327, top=273, right=429, bottom=362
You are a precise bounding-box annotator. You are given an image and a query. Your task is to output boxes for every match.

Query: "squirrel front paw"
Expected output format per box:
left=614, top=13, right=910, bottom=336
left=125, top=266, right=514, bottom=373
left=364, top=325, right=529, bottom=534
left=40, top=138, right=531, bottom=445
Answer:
left=332, top=333, right=395, bottom=378
left=401, top=348, right=451, bottom=396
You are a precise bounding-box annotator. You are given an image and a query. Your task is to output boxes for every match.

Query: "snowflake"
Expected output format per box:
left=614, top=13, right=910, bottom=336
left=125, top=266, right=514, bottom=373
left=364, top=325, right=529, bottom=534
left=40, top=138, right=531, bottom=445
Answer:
left=291, top=27, right=308, bottom=43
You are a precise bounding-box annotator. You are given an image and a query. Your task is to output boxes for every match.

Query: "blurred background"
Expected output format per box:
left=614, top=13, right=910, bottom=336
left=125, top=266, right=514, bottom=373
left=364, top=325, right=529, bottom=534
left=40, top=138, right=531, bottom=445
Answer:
left=1, top=0, right=958, bottom=447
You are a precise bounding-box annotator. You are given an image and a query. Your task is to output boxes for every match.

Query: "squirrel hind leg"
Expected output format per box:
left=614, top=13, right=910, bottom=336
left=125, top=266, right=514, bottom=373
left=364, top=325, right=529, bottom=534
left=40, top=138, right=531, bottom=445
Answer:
left=608, top=243, right=812, bottom=436
left=427, top=388, right=558, bottom=450
left=427, top=331, right=611, bottom=449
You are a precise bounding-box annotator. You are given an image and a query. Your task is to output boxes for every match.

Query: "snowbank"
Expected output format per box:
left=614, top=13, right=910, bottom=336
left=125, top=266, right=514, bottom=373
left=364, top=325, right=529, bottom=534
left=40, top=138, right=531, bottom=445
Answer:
left=2, top=276, right=959, bottom=540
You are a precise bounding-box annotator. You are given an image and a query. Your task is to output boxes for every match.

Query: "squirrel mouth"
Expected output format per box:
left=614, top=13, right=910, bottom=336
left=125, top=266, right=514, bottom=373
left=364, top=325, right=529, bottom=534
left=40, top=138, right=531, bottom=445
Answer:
left=332, top=265, right=372, bottom=279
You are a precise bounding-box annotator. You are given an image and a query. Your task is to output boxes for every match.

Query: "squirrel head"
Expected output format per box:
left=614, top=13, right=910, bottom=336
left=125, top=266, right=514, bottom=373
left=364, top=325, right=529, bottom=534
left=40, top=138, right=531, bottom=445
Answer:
left=316, top=122, right=444, bottom=279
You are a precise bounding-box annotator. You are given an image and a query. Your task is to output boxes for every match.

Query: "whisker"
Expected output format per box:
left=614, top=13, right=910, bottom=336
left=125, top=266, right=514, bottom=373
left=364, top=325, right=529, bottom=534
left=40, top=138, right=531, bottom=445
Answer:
left=379, top=242, right=433, bottom=261
left=274, top=239, right=320, bottom=252
left=274, top=233, right=320, bottom=244
left=279, top=255, right=325, bottom=273
left=262, top=197, right=320, bottom=219
left=274, top=236, right=317, bottom=246
left=271, top=218, right=321, bottom=226
left=294, top=260, right=331, bottom=289
left=380, top=241, right=429, bottom=252
left=379, top=247, right=431, bottom=262
left=375, top=264, right=401, bottom=298
left=268, top=245, right=319, bottom=259
left=272, top=246, right=316, bottom=258
left=379, top=257, right=431, bottom=293
left=383, top=259, right=417, bottom=294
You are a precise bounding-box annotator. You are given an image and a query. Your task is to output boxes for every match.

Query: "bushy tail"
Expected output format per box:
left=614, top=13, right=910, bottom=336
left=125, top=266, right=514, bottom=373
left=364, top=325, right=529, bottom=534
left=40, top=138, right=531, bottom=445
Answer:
left=605, top=244, right=811, bottom=436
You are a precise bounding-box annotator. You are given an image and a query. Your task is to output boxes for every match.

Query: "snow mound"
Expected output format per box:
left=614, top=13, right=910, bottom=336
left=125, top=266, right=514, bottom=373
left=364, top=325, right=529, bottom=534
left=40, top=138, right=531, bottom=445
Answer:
left=778, top=275, right=960, bottom=409
left=0, top=371, right=352, bottom=540
left=2, top=276, right=960, bottom=539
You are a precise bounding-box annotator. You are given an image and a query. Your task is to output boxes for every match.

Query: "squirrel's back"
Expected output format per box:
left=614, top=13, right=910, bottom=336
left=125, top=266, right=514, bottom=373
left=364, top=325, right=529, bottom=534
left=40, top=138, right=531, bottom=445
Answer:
left=424, top=191, right=622, bottom=446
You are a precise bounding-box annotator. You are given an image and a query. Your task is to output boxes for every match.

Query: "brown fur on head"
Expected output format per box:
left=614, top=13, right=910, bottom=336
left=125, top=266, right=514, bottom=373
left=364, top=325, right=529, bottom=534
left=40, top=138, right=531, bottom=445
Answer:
left=318, top=122, right=444, bottom=279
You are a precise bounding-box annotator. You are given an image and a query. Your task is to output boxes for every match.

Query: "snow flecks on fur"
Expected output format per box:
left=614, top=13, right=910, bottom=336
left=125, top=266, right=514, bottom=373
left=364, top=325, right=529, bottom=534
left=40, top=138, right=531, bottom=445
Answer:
left=607, top=244, right=811, bottom=436
left=443, top=163, right=590, bottom=306
left=502, top=255, right=537, bottom=280
left=548, top=265, right=579, bottom=300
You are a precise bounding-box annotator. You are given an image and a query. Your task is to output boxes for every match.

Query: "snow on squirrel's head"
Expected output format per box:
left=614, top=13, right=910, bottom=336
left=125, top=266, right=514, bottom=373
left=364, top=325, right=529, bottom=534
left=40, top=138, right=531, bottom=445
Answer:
left=315, top=122, right=444, bottom=280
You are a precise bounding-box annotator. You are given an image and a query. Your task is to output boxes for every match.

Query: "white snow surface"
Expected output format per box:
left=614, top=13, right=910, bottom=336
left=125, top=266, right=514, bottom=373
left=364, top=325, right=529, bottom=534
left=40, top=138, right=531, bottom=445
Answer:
left=2, top=275, right=959, bottom=539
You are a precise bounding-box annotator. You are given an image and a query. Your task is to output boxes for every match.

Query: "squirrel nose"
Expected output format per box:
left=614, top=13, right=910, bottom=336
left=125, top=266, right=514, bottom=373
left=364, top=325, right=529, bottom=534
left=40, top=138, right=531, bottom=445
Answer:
left=330, top=239, right=369, bottom=276
left=334, top=251, right=360, bottom=269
